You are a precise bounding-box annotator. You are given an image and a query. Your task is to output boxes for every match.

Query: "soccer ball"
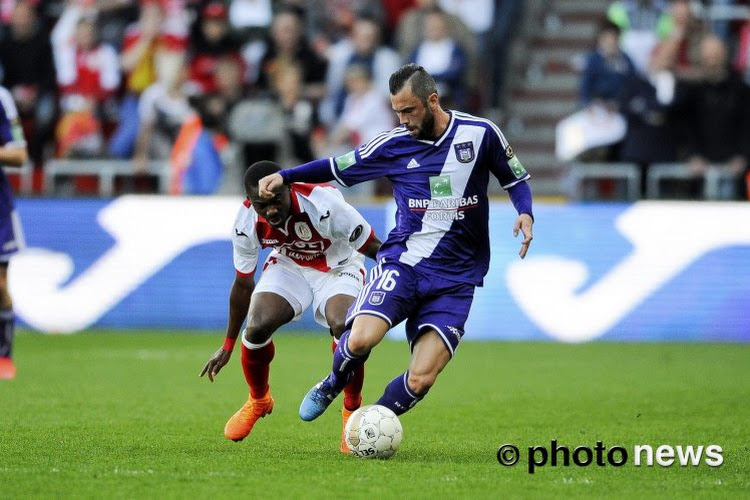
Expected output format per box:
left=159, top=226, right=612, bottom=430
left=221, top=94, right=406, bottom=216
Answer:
left=345, top=404, right=403, bottom=459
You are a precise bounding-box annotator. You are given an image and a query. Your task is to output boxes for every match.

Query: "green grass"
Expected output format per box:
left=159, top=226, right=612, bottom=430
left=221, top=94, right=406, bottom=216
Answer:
left=1, top=331, right=748, bottom=498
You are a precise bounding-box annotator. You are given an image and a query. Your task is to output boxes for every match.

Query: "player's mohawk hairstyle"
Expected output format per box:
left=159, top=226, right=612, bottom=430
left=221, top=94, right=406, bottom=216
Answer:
left=389, top=64, right=437, bottom=105
left=244, top=160, right=281, bottom=193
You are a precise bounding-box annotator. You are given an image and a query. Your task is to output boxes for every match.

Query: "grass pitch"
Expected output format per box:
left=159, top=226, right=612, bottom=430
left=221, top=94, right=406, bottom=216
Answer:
left=1, top=331, right=748, bottom=498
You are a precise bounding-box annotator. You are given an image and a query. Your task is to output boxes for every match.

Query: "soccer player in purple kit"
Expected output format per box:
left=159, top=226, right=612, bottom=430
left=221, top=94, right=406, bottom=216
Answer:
left=259, top=64, right=534, bottom=421
left=0, top=85, right=29, bottom=380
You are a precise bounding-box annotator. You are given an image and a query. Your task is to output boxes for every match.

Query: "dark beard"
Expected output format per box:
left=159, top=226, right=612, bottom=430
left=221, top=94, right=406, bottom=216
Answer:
left=415, top=108, right=436, bottom=140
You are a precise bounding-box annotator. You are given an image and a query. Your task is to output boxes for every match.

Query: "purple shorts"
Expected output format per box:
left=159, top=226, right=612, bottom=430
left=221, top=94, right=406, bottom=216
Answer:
left=346, top=258, right=475, bottom=357
left=0, top=210, right=23, bottom=263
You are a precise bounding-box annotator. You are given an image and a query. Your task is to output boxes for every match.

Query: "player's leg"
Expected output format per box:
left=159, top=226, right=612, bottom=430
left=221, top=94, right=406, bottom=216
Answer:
left=324, top=293, right=365, bottom=452
left=225, top=257, right=310, bottom=441
left=0, top=264, right=15, bottom=379
left=375, top=281, right=474, bottom=415
left=224, top=292, right=295, bottom=441
left=0, top=210, right=21, bottom=380
left=300, top=259, right=415, bottom=421
left=375, top=330, right=450, bottom=414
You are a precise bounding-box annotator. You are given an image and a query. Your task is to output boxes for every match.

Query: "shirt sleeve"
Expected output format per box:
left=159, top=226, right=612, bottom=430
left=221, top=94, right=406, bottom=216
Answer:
left=484, top=124, right=531, bottom=189
left=313, top=187, right=374, bottom=252
left=231, top=213, right=260, bottom=277
left=331, top=130, right=399, bottom=187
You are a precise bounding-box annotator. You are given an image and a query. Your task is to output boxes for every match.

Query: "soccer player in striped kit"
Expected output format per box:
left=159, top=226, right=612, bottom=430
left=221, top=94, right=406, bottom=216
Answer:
left=201, top=161, right=381, bottom=451
left=259, top=64, right=534, bottom=421
left=0, top=85, right=29, bottom=380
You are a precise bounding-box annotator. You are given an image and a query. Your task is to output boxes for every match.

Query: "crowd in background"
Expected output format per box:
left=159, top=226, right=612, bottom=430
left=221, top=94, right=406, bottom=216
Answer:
left=0, top=0, right=520, bottom=196
left=578, top=0, right=750, bottom=199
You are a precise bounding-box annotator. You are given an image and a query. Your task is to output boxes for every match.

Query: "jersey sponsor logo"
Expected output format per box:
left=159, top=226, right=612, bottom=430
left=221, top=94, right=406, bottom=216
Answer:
left=334, top=150, right=357, bottom=171
left=408, top=195, right=479, bottom=210
left=406, top=158, right=420, bottom=169
left=294, top=222, right=312, bottom=241
left=429, top=175, right=453, bottom=197
left=349, top=224, right=363, bottom=243
left=369, top=291, right=385, bottom=306
left=338, top=270, right=360, bottom=281
left=260, top=238, right=280, bottom=245
left=453, top=141, right=475, bottom=163
left=508, top=155, right=527, bottom=179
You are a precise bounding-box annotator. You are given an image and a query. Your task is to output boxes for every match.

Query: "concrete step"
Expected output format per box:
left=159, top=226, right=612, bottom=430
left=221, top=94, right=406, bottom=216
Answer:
left=523, top=73, right=580, bottom=91
left=550, top=0, right=610, bottom=15
left=536, top=21, right=599, bottom=41
left=511, top=99, right=578, bottom=118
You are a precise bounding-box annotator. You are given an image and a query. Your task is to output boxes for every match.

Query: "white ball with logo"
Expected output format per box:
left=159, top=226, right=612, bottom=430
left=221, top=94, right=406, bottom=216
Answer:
left=344, top=404, right=403, bottom=459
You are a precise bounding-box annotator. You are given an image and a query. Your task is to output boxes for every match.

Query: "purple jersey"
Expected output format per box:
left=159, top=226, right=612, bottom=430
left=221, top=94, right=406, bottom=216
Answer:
left=0, top=86, right=26, bottom=214
left=328, top=111, right=530, bottom=286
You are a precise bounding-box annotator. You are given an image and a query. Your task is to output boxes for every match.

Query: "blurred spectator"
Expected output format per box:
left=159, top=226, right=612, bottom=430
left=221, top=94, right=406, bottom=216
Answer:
left=304, top=0, right=386, bottom=51
left=188, top=1, right=245, bottom=94
left=51, top=2, right=120, bottom=158
left=320, top=64, right=394, bottom=157
left=109, top=0, right=179, bottom=159
left=607, top=0, right=670, bottom=74
left=253, top=8, right=328, bottom=102
left=618, top=48, right=679, bottom=193
left=268, top=60, right=314, bottom=163
left=0, top=0, right=57, bottom=164
left=380, top=0, right=418, bottom=38
left=580, top=20, right=636, bottom=109
left=96, top=0, right=139, bottom=50
left=650, top=0, right=708, bottom=81
left=437, top=0, right=493, bottom=107
left=489, top=0, right=523, bottom=111
left=409, top=8, right=469, bottom=109
left=674, top=34, right=750, bottom=198
left=227, top=0, right=272, bottom=43
left=321, top=15, right=400, bottom=125
left=133, top=50, right=193, bottom=174
left=395, top=0, right=474, bottom=62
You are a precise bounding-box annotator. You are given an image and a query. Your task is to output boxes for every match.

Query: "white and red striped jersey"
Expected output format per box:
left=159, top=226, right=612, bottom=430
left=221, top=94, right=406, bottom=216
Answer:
left=232, top=183, right=375, bottom=275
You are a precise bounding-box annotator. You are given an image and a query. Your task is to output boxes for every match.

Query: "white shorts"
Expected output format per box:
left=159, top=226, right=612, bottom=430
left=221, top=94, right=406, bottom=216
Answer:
left=252, top=253, right=366, bottom=328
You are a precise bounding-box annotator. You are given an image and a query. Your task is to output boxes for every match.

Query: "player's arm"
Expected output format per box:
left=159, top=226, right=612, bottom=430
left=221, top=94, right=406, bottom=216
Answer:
left=508, top=182, right=534, bottom=259
left=259, top=158, right=335, bottom=197
left=0, top=89, right=29, bottom=167
left=199, top=274, right=255, bottom=382
left=360, top=233, right=381, bottom=261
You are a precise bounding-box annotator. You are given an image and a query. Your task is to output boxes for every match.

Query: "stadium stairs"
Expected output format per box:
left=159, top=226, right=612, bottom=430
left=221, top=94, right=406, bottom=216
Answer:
left=502, top=0, right=610, bottom=198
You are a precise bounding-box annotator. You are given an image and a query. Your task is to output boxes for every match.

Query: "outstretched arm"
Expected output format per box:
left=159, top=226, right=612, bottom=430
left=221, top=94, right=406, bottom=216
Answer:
left=200, top=275, right=255, bottom=381
left=259, top=158, right=334, bottom=198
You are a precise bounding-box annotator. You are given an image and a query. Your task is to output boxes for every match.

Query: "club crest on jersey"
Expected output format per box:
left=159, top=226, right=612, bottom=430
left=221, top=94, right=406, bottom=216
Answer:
left=453, top=141, right=475, bottom=163
left=369, top=291, right=385, bottom=306
left=294, top=222, right=312, bottom=241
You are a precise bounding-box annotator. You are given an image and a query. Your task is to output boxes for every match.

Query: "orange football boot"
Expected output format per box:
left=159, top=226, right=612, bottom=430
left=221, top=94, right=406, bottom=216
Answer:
left=224, top=392, right=274, bottom=442
left=340, top=406, right=357, bottom=453
left=0, top=357, right=15, bottom=380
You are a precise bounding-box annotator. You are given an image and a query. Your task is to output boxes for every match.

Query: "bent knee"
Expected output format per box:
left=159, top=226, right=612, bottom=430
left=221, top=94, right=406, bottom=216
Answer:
left=245, top=318, right=277, bottom=345
left=407, top=371, right=437, bottom=396
left=328, top=319, right=347, bottom=339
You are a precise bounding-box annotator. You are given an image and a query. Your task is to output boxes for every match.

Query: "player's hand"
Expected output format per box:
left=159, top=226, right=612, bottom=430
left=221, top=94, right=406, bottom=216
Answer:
left=258, top=173, right=284, bottom=199
left=199, top=348, right=232, bottom=382
left=513, top=213, right=534, bottom=259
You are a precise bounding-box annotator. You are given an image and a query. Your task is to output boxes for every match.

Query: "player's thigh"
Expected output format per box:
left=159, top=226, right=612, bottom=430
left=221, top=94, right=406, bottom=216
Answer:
left=0, top=209, right=22, bottom=297
left=347, top=313, right=391, bottom=353
left=310, top=258, right=365, bottom=330
left=251, top=257, right=313, bottom=328
left=405, top=282, right=475, bottom=358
